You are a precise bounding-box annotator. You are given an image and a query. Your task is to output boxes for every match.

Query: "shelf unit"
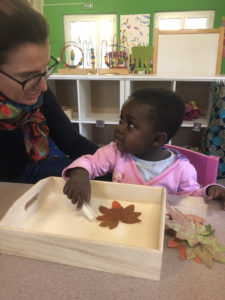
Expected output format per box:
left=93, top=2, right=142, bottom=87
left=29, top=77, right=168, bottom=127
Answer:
left=47, top=74, right=225, bottom=147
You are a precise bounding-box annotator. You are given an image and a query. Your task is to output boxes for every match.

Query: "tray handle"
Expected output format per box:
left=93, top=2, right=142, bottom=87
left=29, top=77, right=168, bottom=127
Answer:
left=0, top=178, right=50, bottom=226
left=24, top=193, right=39, bottom=210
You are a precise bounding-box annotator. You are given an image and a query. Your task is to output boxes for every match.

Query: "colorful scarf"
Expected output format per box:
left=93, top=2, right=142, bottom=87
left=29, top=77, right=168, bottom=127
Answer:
left=0, top=94, right=50, bottom=162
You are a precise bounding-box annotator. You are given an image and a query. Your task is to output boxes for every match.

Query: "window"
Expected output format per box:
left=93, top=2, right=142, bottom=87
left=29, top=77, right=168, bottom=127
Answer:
left=64, top=14, right=117, bottom=68
left=154, top=10, right=215, bottom=30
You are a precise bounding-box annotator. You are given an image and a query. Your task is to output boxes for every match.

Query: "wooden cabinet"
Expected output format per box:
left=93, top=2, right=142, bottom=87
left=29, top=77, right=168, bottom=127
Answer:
left=48, top=74, right=225, bottom=147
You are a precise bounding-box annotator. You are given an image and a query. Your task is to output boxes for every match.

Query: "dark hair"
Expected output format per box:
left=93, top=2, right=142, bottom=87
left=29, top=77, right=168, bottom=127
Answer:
left=0, top=0, right=49, bottom=65
left=129, top=88, right=185, bottom=142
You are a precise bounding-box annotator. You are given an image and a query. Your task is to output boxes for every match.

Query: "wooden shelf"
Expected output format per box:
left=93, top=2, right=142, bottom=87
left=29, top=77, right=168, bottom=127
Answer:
left=48, top=74, right=225, bottom=147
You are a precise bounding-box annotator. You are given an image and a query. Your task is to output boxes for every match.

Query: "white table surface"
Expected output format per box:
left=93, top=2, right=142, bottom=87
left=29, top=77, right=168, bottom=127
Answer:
left=0, top=181, right=225, bottom=300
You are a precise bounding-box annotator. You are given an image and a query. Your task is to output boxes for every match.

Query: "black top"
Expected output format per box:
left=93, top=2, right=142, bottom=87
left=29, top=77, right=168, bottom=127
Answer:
left=0, top=88, right=98, bottom=182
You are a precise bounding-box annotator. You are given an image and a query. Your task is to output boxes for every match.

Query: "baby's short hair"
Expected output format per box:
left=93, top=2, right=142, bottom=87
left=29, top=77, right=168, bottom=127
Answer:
left=129, top=88, right=185, bottom=142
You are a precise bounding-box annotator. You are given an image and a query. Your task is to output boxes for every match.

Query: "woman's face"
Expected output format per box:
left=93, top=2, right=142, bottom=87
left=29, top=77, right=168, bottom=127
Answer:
left=0, top=41, right=50, bottom=105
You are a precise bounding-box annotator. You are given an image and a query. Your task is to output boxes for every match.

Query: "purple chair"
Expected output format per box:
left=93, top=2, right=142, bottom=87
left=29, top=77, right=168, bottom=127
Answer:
left=165, top=144, right=219, bottom=186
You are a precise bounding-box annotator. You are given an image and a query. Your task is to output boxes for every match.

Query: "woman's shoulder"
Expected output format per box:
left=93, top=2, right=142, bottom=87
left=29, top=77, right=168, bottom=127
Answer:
left=42, top=88, right=58, bottom=105
left=40, top=88, right=67, bottom=120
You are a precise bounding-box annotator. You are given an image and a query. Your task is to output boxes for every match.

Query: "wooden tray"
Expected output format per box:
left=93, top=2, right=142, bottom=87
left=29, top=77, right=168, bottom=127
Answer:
left=0, top=177, right=166, bottom=280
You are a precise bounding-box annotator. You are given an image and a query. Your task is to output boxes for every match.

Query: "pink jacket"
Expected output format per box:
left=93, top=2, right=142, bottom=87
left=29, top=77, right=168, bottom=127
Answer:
left=62, top=142, right=210, bottom=197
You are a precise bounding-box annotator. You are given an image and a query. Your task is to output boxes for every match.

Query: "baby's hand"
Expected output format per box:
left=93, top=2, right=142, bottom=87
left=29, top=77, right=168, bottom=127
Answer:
left=63, top=168, right=90, bottom=209
left=206, top=185, right=225, bottom=210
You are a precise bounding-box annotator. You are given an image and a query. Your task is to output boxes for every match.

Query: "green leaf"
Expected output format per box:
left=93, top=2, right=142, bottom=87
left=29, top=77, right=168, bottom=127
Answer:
left=204, top=224, right=215, bottom=236
left=186, top=244, right=197, bottom=260
left=166, top=203, right=225, bottom=267
left=204, top=245, right=225, bottom=263
left=197, top=245, right=213, bottom=267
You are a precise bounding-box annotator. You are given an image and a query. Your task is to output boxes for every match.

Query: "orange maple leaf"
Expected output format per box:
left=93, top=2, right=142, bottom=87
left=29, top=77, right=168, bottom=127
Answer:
left=168, top=236, right=202, bottom=263
left=96, top=201, right=141, bottom=229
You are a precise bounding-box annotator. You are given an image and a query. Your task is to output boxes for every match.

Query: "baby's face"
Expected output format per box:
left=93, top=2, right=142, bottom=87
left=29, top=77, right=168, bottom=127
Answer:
left=114, top=99, right=158, bottom=160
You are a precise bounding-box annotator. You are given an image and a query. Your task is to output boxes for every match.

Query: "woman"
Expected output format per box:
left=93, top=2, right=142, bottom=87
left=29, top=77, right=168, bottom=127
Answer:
left=0, top=0, right=98, bottom=183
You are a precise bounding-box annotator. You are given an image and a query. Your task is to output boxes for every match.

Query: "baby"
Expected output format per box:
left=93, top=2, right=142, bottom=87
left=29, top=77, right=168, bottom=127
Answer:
left=62, top=88, right=225, bottom=209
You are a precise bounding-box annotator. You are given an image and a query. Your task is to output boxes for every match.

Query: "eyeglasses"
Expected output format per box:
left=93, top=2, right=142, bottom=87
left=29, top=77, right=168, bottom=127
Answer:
left=0, top=56, right=59, bottom=91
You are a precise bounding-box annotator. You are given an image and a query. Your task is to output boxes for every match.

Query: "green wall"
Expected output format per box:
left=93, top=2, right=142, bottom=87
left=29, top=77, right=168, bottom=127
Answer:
left=44, top=0, right=225, bottom=74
